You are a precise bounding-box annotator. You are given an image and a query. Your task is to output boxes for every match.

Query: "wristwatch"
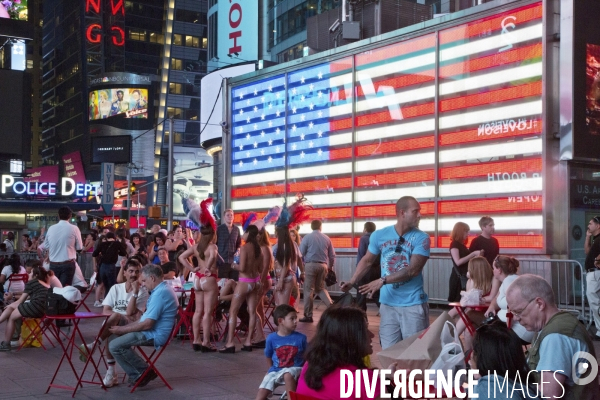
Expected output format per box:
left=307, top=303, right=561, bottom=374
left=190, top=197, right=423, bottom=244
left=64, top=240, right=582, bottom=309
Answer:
left=132, top=293, right=139, bottom=299
left=380, top=276, right=387, bottom=285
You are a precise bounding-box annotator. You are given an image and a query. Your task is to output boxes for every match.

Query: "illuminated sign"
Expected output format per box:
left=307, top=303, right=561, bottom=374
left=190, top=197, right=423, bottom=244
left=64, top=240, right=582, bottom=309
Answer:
left=85, top=0, right=125, bottom=47
left=89, top=88, right=148, bottom=120
left=217, top=0, right=257, bottom=63
left=1, top=175, right=97, bottom=197
left=229, top=2, right=544, bottom=250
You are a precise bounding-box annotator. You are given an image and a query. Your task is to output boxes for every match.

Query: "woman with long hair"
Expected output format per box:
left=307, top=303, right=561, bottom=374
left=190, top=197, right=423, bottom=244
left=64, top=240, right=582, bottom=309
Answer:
left=130, top=233, right=147, bottom=258
left=0, top=253, right=26, bottom=294
left=448, top=222, right=482, bottom=302
left=297, top=306, right=388, bottom=399
left=0, top=264, right=50, bottom=351
left=251, top=229, right=273, bottom=347
left=219, top=224, right=263, bottom=353
left=179, top=224, right=219, bottom=352
left=148, top=232, right=166, bottom=264
left=274, top=227, right=300, bottom=306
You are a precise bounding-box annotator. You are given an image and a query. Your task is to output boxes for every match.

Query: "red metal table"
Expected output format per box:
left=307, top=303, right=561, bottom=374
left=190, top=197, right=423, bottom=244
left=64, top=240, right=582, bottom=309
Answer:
left=45, top=312, right=109, bottom=397
left=448, top=302, right=490, bottom=337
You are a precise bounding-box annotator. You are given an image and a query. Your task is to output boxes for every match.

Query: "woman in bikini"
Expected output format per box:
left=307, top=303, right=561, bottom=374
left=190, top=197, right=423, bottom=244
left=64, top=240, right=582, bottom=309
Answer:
left=273, top=226, right=301, bottom=306
left=178, top=225, right=219, bottom=352
left=250, top=229, right=273, bottom=348
left=220, top=224, right=263, bottom=353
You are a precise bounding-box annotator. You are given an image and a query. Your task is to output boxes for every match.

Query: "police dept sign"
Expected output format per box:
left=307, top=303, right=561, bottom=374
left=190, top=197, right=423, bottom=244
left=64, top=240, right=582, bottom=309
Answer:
left=1, top=175, right=97, bottom=197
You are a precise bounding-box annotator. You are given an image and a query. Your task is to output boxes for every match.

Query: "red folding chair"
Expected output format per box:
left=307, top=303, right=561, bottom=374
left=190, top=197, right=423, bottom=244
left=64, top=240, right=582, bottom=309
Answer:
left=7, top=273, right=28, bottom=292
left=288, top=391, right=320, bottom=400
left=172, top=290, right=195, bottom=347
left=17, top=316, right=56, bottom=351
left=76, top=278, right=96, bottom=312
left=129, top=323, right=177, bottom=393
left=263, top=292, right=277, bottom=332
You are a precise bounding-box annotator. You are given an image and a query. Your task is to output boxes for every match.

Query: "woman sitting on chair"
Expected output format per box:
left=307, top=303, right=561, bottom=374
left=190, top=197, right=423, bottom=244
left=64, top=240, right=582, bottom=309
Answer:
left=0, top=264, right=50, bottom=351
left=1, top=254, right=26, bottom=302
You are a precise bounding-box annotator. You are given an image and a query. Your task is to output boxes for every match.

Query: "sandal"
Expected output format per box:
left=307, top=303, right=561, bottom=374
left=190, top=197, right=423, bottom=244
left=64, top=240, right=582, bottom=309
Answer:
left=252, top=340, right=266, bottom=348
left=218, top=346, right=235, bottom=354
left=241, top=345, right=253, bottom=352
left=200, top=345, right=217, bottom=353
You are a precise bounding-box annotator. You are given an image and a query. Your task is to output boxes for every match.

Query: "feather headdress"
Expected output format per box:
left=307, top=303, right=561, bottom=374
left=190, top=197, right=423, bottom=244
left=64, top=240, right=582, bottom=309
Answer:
left=241, top=212, right=257, bottom=232
left=263, top=206, right=282, bottom=225
left=182, top=197, right=216, bottom=231
left=275, top=194, right=312, bottom=229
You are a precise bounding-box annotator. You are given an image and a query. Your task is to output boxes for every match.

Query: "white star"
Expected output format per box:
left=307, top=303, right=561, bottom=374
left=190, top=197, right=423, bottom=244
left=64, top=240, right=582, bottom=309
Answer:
left=261, top=96, right=265, bottom=102
left=254, top=141, right=258, bottom=148
left=309, top=103, right=314, bottom=110
left=246, top=117, right=250, bottom=123
left=300, top=76, right=305, bottom=84
left=254, top=88, right=258, bottom=96
left=246, top=134, right=251, bottom=140
left=309, top=83, right=314, bottom=91
left=301, top=95, right=305, bottom=102
left=261, top=131, right=265, bottom=137
left=253, top=124, right=258, bottom=130
left=276, top=92, right=280, bottom=99
left=261, top=114, right=265, bottom=120
left=318, top=71, right=323, bottom=79
left=318, top=130, right=323, bottom=137
left=292, top=107, right=297, bottom=114
left=261, top=149, right=265, bottom=155
left=239, top=160, right=243, bottom=167
left=292, top=125, right=297, bottom=132
left=300, top=133, right=305, bottom=140
left=246, top=100, right=250, bottom=105
left=292, top=88, right=297, bottom=95
left=239, top=144, right=244, bottom=150
left=268, top=156, right=272, bottom=163
left=268, top=139, right=273, bottom=145
left=300, top=151, right=305, bottom=158
left=276, top=146, right=280, bottom=152
left=268, top=103, right=273, bottom=109
left=275, top=128, right=281, bottom=135
left=292, top=144, right=297, bottom=150
left=300, top=115, right=306, bottom=121
left=309, top=141, right=314, bottom=148
left=246, top=151, right=250, bottom=157
left=318, top=91, right=323, bottom=98
left=282, top=137, right=286, bottom=143
left=239, top=126, right=244, bottom=133
left=253, top=159, right=258, bottom=165
left=268, top=121, right=273, bottom=127
left=239, top=93, right=244, bottom=99
left=239, top=109, right=244, bottom=115
left=254, top=106, right=258, bottom=112
left=276, top=110, right=281, bottom=117
left=268, top=84, right=273, bottom=92
left=317, top=111, right=323, bottom=118
left=317, top=149, right=323, bottom=156
left=309, top=122, right=314, bottom=129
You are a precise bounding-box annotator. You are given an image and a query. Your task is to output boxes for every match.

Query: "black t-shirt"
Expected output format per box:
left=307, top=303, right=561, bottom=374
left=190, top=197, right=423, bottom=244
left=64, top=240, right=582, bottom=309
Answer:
left=450, top=240, right=470, bottom=275
left=93, top=240, right=127, bottom=264
left=585, top=234, right=600, bottom=271
left=160, top=261, right=177, bottom=276
left=469, top=235, right=499, bottom=267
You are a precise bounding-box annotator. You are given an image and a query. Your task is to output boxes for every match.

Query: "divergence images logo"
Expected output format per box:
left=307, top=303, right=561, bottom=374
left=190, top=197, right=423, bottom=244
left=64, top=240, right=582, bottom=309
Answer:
left=572, top=351, right=599, bottom=385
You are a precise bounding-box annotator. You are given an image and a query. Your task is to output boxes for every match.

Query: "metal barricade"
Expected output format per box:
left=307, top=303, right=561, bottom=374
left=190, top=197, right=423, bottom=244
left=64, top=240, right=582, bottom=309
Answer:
left=77, top=252, right=95, bottom=280
left=14, top=252, right=40, bottom=263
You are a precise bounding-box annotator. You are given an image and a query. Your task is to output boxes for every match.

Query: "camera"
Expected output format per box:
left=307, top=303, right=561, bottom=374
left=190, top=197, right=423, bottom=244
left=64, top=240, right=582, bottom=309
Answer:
left=219, top=121, right=228, bottom=127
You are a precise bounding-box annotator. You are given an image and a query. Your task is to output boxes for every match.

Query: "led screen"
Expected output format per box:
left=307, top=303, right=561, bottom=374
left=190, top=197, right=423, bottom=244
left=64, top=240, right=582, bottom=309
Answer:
left=91, top=135, right=132, bottom=164
left=586, top=44, right=600, bottom=136
left=229, top=2, right=544, bottom=249
left=89, top=88, right=148, bottom=120
left=0, top=0, right=27, bottom=20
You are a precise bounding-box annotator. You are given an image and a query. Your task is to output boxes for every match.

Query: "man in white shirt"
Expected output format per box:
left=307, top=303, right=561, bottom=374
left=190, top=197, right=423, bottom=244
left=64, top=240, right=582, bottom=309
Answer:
left=3, top=232, right=14, bottom=254
left=79, top=258, right=148, bottom=387
left=38, top=207, right=83, bottom=286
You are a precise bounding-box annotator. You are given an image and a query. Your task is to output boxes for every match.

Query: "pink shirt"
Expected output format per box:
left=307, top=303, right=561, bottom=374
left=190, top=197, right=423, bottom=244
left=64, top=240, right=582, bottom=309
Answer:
left=296, top=363, right=381, bottom=400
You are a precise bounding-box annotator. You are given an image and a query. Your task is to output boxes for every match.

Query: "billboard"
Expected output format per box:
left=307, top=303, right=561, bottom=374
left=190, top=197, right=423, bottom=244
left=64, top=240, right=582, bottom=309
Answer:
left=89, top=88, right=148, bottom=120
left=0, top=0, right=27, bottom=20
left=91, top=135, right=132, bottom=164
left=217, top=0, right=258, bottom=64
left=229, top=2, right=544, bottom=250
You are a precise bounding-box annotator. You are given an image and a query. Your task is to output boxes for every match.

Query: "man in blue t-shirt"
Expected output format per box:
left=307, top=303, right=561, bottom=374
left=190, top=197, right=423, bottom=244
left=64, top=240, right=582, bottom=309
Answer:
left=341, top=196, right=430, bottom=349
left=108, top=264, right=178, bottom=387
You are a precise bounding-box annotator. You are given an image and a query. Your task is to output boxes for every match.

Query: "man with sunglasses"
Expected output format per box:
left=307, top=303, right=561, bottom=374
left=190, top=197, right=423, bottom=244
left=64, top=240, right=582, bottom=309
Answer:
left=506, top=274, right=600, bottom=400
left=340, top=196, right=430, bottom=349
left=584, top=216, right=600, bottom=340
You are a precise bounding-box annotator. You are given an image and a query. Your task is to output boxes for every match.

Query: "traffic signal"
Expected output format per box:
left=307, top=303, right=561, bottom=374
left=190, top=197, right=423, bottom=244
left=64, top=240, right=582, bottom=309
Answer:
left=130, top=182, right=137, bottom=196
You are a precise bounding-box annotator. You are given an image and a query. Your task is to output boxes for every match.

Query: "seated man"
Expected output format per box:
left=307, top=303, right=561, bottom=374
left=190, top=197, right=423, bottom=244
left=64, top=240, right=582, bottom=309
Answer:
left=157, top=248, right=177, bottom=280
left=108, top=264, right=178, bottom=387
left=506, top=274, right=600, bottom=399
left=78, top=258, right=148, bottom=387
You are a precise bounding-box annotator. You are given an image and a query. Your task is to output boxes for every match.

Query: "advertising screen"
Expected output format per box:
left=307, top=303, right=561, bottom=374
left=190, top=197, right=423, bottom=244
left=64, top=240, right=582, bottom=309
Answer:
left=89, top=88, right=149, bottom=120
left=91, top=135, right=131, bottom=164
left=586, top=44, right=600, bottom=136
left=0, top=0, right=27, bottom=20
left=229, top=2, right=544, bottom=250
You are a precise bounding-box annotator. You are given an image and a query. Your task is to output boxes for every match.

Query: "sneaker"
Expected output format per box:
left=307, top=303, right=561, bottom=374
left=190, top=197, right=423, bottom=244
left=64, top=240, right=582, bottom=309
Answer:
left=103, top=371, right=118, bottom=388
left=78, top=343, right=91, bottom=362
left=10, top=340, right=18, bottom=347
left=93, top=301, right=103, bottom=308
left=0, top=341, right=11, bottom=351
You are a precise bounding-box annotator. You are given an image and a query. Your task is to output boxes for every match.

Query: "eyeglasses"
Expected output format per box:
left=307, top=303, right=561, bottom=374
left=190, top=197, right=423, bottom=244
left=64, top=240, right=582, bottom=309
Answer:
left=395, top=236, right=405, bottom=253
left=511, top=297, right=537, bottom=319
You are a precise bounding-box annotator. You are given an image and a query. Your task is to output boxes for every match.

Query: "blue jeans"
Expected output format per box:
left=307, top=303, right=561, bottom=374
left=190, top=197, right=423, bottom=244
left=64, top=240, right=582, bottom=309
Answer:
left=99, top=263, right=117, bottom=294
left=109, top=331, right=154, bottom=382
left=49, top=261, right=76, bottom=287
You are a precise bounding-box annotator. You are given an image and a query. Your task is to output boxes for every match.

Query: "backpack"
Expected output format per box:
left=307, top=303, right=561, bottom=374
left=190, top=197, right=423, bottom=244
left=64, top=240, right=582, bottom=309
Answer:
left=46, top=287, right=79, bottom=316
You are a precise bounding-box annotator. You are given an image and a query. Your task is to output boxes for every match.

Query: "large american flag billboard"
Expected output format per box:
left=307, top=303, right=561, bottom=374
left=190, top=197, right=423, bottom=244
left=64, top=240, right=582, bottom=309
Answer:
left=229, top=2, right=544, bottom=250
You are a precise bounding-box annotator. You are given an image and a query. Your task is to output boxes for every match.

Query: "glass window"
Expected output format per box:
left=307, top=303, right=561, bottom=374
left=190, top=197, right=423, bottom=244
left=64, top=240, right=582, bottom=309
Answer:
left=202, top=38, right=207, bottom=49
left=171, top=58, right=182, bottom=70
left=173, top=34, right=182, bottom=46
left=129, top=30, right=146, bottom=41
left=169, top=83, right=182, bottom=94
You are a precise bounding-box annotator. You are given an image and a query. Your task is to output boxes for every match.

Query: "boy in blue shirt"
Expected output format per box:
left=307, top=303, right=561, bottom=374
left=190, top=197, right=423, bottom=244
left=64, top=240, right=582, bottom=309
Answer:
left=256, top=304, right=307, bottom=400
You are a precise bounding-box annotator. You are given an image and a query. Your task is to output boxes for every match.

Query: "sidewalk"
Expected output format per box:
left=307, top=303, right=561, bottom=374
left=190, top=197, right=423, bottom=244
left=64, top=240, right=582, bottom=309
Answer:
left=0, top=298, right=598, bottom=399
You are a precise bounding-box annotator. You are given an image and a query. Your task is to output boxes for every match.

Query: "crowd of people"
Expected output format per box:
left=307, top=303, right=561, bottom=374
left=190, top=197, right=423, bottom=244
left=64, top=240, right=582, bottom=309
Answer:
left=0, top=201, right=599, bottom=399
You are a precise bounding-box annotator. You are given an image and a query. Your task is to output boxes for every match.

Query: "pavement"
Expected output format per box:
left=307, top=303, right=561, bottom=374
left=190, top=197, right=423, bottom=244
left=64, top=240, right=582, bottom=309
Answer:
left=1, top=297, right=599, bottom=399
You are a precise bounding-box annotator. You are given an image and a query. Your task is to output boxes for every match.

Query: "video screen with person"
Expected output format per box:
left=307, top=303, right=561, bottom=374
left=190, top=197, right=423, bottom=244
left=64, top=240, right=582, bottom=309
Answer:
left=89, top=88, right=149, bottom=120
left=586, top=44, right=600, bottom=136
left=0, top=0, right=27, bottom=20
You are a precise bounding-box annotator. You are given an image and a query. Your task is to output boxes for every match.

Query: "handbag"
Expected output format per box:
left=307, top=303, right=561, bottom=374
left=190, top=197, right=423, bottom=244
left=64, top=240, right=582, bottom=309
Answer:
left=453, top=266, right=468, bottom=291
left=324, top=269, right=337, bottom=286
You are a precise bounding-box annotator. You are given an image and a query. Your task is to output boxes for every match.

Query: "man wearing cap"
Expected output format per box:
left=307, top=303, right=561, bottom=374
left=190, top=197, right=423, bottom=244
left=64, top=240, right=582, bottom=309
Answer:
left=585, top=216, right=600, bottom=340
left=38, top=206, right=83, bottom=286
